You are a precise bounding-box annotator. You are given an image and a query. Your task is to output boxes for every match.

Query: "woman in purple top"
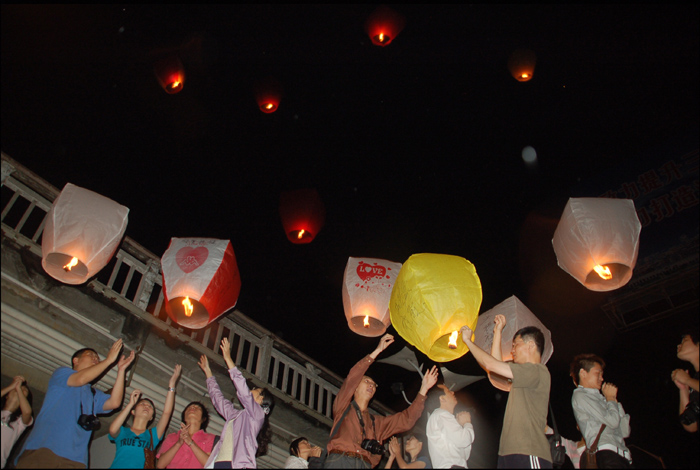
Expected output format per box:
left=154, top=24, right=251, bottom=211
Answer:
left=198, top=338, right=274, bottom=469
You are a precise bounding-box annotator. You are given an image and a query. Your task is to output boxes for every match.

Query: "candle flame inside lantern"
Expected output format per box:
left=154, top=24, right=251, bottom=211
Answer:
left=297, top=229, right=305, bottom=239
left=182, top=296, right=194, bottom=317
left=448, top=330, right=459, bottom=349
left=378, top=33, right=385, bottom=43
left=593, top=265, right=613, bottom=280
left=63, top=257, right=79, bottom=272
left=363, top=315, right=370, bottom=328
left=521, top=73, right=529, bottom=79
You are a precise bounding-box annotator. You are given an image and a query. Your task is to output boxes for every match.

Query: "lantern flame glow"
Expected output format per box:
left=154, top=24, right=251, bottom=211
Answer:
left=297, top=229, right=305, bottom=239
left=447, top=330, right=459, bottom=349
left=363, top=315, right=370, bottom=328
left=182, top=296, right=194, bottom=317
left=63, top=257, right=79, bottom=271
left=593, top=265, right=613, bottom=280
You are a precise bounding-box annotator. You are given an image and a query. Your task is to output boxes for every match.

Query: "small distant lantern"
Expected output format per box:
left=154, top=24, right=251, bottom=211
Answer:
left=161, top=238, right=241, bottom=329
left=552, top=197, right=642, bottom=292
left=279, top=189, right=325, bottom=244
left=154, top=56, right=186, bottom=94
left=508, top=49, right=536, bottom=82
left=390, top=254, right=482, bottom=363
left=474, top=295, right=553, bottom=390
left=255, top=77, right=283, bottom=113
left=41, top=183, right=129, bottom=285
left=342, top=257, right=402, bottom=337
left=365, top=6, right=406, bottom=47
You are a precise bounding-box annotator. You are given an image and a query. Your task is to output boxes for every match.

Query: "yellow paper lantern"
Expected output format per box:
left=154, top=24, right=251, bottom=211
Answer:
left=552, top=197, right=642, bottom=292
left=342, top=257, right=402, bottom=337
left=41, top=183, right=129, bottom=284
left=390, top=254, right=482, bottom=362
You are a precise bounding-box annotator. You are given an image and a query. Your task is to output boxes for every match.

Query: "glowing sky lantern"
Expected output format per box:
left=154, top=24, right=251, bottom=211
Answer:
left=255, top=77, right=283, bottom=113
left=365, top=5, right=406, bottom=47
left=390, top=254, right=482, bottom=362
left=342, top=257, right=402, bottom=337
left=279, top=189, right=325, bottom=244
left=474, top=295, right=553, bottom=391
left=154, top=56, right=185, bottom=94
left=161, top=238, right=241, bottom=329
left=507, top=49, right=536, bottom=82
left=41, top=183, right=129, bottom=285
left=552, top=197, right=642, bottom=291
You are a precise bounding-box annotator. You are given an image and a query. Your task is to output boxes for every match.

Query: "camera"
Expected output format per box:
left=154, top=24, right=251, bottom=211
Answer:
left=361, top=439, right=385, bottom=455
left=77, top=413, right=101, bottom=431
left=680, top=400, right=699, bottom=426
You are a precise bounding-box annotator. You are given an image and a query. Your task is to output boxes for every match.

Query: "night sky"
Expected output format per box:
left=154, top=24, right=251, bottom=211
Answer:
left=2, top=5, right=698, bottom=467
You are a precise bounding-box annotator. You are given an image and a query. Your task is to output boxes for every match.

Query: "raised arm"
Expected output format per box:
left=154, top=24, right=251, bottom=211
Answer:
left=67, top=338, right=124, bottom=387
left=491, top=315, right=506, bottom=361
left=460, top=325, right=513, bottom=379
left=103, top=349, right=136, bottom=411
left=110, top=389, right=141, bottom=438
left=369, top=334, right=395, bottom=360
left=156, top=364, right=181, bottom=440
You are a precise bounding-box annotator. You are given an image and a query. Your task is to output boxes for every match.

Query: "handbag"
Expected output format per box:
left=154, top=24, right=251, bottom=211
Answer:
left=143, top=428, right=156, bottom=469
left=547, top=403, right=567, bottom=468
left=580, top=424, right=606, bottom=469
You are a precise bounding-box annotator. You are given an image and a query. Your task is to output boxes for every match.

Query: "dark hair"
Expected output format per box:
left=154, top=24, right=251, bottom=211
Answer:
left=681, top=332, right=699, bottom=346
left=131, top=397, right=157, bottom=428
left=425, top=383, right=449, bottom=415
left=181, top=401, right=210, bottom=432
left=246, top=381, right=275, bottom=457
left=71, top=348, right=97, bottom=369
left=569, top=354, right=606, bottom=386
left=289, top=436, right=308, bottom=457
left=514, top=326, right=545, bottom=356
left=404, top=432, right=431, bottom=464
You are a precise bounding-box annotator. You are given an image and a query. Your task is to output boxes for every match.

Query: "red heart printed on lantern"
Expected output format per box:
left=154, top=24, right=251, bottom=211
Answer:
left=176, top=246, right=209, bottom=273
left=356, top=262, right=386, bottom=281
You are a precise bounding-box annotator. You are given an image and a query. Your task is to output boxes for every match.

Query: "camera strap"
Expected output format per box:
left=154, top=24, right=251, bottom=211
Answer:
left=351, top=401, right=376, bottom=440
left=80, top=386, right=96, bottom=416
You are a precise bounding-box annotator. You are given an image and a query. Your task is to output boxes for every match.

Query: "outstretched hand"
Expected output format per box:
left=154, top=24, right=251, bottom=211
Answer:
left=494, top=314, right=506, bottom=332
left=198, top=354, right=212, bottom=378
left=460, top=325, right=474, bottom=344
left=420, top=365, right=439, bottom=395
left=128, top=389, right=142, bottom=407
left=370, top=334, right=394, bottom=359
left=169, top=364, right=182, bottom=388
left=107, top=338, right=124, bottom=364
left=118, top=350, right=136, bottom=372
left=220, top=338, right=235, bottom=369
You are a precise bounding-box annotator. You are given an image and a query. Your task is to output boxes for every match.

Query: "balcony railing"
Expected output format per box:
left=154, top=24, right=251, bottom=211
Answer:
left=1, top=152, right=393, bottom=427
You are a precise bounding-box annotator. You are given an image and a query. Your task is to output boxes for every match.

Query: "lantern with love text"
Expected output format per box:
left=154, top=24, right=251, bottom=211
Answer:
left=279, top=189, right=325, bottom=244
left=553, top=197, right=642, bottom=292
left=508, top=49, right=536, bottom=82
left=255, top=77, right=283, bottom=113
left=161, top=238, right=241, bottom=329
left=41, top=183, right=129, bottom=285
left=474, top=295, right=553, bottom=391
left=154, top=56, right=185, bottom=94
left=390, top=254, right=482, bottom=362
left=343, top=257, right=402, bottom=337
left=366, top=6, right=406, bottom=47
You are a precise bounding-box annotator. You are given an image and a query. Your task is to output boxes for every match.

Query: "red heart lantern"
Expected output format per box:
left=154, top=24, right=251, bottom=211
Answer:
left=161, top=238, right=241, bottom=329
left=279, top=189, right=325, bottom=244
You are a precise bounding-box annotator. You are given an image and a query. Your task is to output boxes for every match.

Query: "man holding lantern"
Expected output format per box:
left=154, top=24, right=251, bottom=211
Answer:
left=324, top=334, right=439, bottom=469
left=460, top=316, right=552, bottom=469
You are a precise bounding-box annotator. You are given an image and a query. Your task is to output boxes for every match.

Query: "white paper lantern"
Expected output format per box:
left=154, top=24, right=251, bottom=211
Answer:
left=474, top=295, right=553, bottom=391
left=552, top=197, right=641, bottom=292
left=41, top=183, right=129, bottom=284
left=342, top=257, right=402, bottom=337
left=161, top=238, right=241, bottom=329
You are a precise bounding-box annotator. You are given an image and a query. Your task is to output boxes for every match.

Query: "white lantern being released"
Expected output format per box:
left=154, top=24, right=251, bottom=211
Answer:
left=552, top=197, right=642, bottom=292
left=41, top=183, right=129, bottom=284
left=161, top=238, right=241, bottom=329
left=474, top=296, right=553, bottom=391
left=342, top=257, right=402, bottom=337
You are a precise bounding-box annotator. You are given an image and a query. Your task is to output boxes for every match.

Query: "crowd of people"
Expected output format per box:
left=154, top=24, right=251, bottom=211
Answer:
left=1, top=319, right=698, bottom=469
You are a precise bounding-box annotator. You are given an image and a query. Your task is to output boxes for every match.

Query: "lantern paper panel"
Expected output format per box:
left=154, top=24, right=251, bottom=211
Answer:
left=552, top=197, right=642, bottom=292
left=507, top=49, right=536, bottom=82
left=390, top=253, right=482, bottom=363
left=342, top=257, right=402, bottom=337
left=161, top=238, right=241, bottom=329
left=255, top=77, right=283, bottom=113
left=154, top=56, right=185, bottom=94
left=41, top=183, right=129, bottom=285
left=474, top=295, right=553, bottom=391
left=365, top=6, right=406, bottom=47
left=279, top=189, right=325, bottom=244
